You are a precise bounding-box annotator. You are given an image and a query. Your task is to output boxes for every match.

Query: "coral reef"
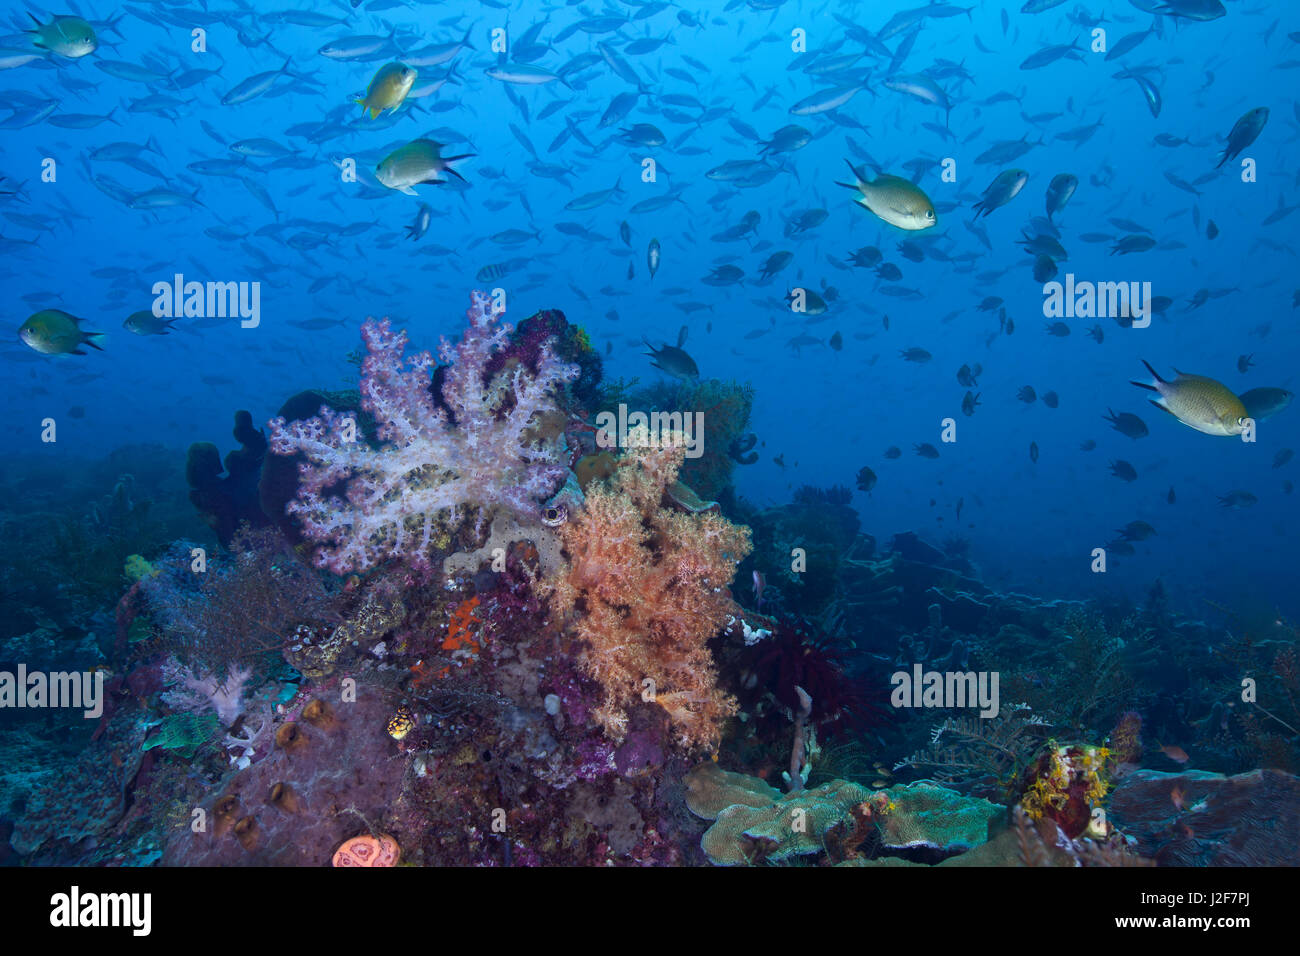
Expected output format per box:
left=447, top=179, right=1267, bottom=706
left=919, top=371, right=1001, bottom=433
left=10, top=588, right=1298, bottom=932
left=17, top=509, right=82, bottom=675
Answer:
left=737, top=486, right=862, bottom=617
left=612, top=377, right=755, bottom=501
left=164, top=686, right=410, bottom=865
left=897, top=705, right=1054, bottom=799
left=140, top=525, right=342, bottom=682
left=186, top=410, right=269, bottom=548
left=684, top=764, right=1004, bottom=866
left=683, top=762, right=782, bottom=817
left=1018, top=742, right=1115, bottom=839
left=737, top=614, right=879, bottom=739
left=11, top=287, right=1298, bottom=873
left=690, top=773, right=873, bottom=866
left=1108, top=768, right=1300, bottom=865
left=873, top=781, right=1003, bottom=855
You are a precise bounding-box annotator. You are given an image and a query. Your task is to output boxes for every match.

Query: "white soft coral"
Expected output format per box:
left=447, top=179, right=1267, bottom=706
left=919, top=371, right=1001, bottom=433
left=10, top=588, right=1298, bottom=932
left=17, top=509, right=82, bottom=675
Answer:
left=267, top=290, right=578, bottom=573
left=160, top=659, right=253, bottom=727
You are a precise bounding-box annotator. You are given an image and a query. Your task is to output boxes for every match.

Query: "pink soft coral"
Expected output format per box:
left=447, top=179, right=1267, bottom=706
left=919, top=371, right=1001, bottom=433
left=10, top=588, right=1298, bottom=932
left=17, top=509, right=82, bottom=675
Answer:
left=268, top=291, right=578, bottom=573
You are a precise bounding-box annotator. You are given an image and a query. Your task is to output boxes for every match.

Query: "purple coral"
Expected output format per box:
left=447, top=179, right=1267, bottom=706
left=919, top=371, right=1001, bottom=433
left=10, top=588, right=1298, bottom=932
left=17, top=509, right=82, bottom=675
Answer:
left=267, top=291, right=579, bottom=573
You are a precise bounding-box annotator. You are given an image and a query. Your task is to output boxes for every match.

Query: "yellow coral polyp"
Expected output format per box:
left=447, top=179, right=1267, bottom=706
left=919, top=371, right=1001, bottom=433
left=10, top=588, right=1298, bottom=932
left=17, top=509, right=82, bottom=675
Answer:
left=387, top=706, right=416, bottom=741
left=124, top=554, right=158, bottom=582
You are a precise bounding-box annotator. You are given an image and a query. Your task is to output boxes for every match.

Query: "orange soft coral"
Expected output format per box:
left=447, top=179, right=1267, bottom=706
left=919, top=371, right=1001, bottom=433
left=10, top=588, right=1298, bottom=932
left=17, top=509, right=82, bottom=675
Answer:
left=545, top=427, right=751, bottom=752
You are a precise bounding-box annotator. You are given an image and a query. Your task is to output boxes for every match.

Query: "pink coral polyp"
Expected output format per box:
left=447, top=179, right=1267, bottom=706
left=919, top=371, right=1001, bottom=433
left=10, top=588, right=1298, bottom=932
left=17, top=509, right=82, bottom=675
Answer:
left=268, top=291, right=578, bottom=574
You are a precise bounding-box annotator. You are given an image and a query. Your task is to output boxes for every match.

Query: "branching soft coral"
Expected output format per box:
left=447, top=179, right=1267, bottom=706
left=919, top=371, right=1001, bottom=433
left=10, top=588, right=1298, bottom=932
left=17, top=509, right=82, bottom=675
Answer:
left=160, top=659, right=253, bottom=727
left=546, top=426, right=751, bottom=752
left=267, top=290, right=578, bottom=573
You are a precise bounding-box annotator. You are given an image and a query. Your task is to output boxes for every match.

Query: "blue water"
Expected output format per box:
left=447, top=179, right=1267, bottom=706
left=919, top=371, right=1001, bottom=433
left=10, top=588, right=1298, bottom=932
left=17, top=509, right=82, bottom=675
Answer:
left=2, top=0, right=1296, bottom=622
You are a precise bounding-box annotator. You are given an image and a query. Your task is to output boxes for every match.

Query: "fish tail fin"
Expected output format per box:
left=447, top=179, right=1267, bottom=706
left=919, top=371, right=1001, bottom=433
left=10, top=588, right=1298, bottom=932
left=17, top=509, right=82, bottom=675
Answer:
left=1140, top=358, right=1165, bottom=384
left=27, top=12, right=42, bottom=30
left=836, top=158, right=863, bottom=188
left=81, top=332, right=105, bottom=351
left=461, top=27, right=474, bottom=50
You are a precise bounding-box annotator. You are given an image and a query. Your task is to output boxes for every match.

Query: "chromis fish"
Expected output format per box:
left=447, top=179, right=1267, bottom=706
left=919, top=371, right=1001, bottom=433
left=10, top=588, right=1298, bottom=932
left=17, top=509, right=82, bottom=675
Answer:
left=1238, top=387, right=1293, bottom=422
left=647, top=238, right=660, bottom=279
left=644, top=326, right=699, bottom=380
left=1045, top=173, right=1077, bottom=220
left=405, top=203, right=431, bottom=240
left=1104, top=409, right=1149, bottom=439
left=1131, top=360, right=1249, bottom=436
left=972, top=169, right=1028, bottom=218
left=356, top=62, right=417, bottom=119
left=1217, top=490, right=1257, bottom=509
left=375, top=139, right=473, bottom=194
left=27, top=13, right=96, bottom=59
left=123, top=311, right=179, bottom=335
left=856, top=465, right=877, bottom=494
left=835, top=160, right=936, bottom=231
left=19, top=310, right=104, bottom=355
left=1216, top=106, right=1269, bottom=169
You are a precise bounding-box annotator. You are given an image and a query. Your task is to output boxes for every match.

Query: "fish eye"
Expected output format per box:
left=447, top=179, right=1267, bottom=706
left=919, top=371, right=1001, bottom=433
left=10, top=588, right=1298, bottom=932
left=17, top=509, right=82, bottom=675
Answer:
left=1237, top=416, right=1247, bottom=426
left=925, top=210, right=935, bottom=220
